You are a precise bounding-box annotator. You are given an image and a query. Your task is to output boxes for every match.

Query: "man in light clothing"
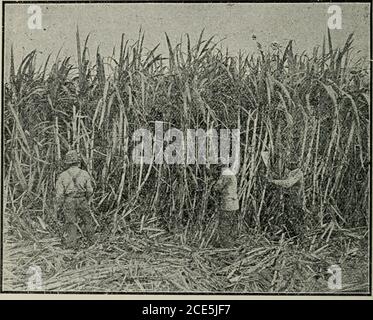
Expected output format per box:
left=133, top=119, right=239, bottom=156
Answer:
left=56, top=150, right=94, bottom=248
left=215, top=166, right=239, bottom=247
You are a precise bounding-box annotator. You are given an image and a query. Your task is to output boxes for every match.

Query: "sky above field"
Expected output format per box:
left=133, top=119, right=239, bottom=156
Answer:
left=4, top=2, right=371, bottom=75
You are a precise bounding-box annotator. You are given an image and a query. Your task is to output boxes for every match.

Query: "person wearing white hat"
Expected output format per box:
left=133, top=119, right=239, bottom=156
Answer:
left=214, top=165, right=239, bottom=247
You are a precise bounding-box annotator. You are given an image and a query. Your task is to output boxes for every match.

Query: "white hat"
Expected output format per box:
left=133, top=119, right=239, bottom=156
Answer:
left=222, top=167, right=235, bottom=176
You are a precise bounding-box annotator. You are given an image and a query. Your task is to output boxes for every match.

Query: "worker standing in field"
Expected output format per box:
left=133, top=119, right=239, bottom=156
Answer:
left=214, top=166, right=240, bottom=247
left=55, top=150, right=95, bottom=248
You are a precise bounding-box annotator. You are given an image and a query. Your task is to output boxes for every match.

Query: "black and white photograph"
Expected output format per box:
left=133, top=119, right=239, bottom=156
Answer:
left=1, top=1, right=371, bottom=296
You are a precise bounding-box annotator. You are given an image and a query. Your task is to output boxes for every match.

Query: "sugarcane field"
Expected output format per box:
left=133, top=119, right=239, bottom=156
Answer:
left=1, top=2, right=371, bottom=295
